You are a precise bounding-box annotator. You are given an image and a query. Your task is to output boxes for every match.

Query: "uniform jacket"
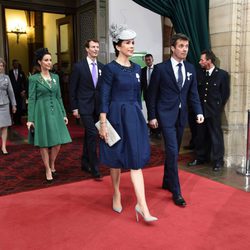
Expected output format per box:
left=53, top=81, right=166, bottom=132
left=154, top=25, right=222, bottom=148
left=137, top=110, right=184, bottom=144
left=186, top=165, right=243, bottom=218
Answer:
left=197, top=67, right=230, bottom=118
left=69, top=58, right=104, bottom=115
left=0, top=74, right=16, bottom=106
left=147, top=59, right=202, bottom=127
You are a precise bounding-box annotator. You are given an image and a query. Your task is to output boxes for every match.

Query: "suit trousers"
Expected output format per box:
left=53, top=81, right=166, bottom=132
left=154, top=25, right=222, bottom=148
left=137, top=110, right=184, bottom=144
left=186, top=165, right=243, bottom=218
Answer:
left=13, top=96, right=23, bottom=124
left=161, top=114, right=185, bottom=197
left=195, top=116, right=224, bottom=164
left=80, top=114, right=99, bottom=174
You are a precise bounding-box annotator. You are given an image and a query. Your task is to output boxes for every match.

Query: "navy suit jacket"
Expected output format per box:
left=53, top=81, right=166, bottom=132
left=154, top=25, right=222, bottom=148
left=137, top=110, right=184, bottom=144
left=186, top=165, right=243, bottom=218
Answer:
left=70, top=58, right=104, bottom=115
left=147, top=59, right=202, bottom=127
left=141, top=66, right=148, bottom=102
left=9, top=69, right=26, bottom=100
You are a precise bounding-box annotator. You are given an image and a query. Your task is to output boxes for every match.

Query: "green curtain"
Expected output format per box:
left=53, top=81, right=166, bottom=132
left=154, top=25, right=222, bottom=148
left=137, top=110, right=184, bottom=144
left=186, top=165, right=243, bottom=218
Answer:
left=133, top=0, right=210, bottom=67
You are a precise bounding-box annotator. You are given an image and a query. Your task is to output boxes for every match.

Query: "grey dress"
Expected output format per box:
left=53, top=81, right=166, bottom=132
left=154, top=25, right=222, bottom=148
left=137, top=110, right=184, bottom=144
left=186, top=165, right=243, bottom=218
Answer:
left=0, top=74, right=16, bottom=128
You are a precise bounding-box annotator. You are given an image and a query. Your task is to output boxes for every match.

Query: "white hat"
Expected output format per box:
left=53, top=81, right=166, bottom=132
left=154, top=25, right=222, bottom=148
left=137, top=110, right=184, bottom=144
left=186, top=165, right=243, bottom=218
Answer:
left=110, top=24, right=136, bottom=43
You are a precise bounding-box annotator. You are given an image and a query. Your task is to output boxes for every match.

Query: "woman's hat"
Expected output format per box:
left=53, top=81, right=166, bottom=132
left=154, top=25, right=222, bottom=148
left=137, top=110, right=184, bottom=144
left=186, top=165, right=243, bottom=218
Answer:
left=110, top=24, right=136, bottom=43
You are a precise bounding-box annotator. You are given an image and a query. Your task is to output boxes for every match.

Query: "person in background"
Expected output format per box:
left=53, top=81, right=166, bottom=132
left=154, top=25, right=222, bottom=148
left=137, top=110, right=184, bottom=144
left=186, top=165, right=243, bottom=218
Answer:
left=141, top=53, right=161, bottom=139
left=99, top=24, right=158, bottom=223
left=147, top=33, right=204, bottom=207
left=26, top=48, right=72, bottom=182
left=0, top=58, right=17, bottom=155
left=188, top=50, right=230, bottom=171
left=70, top=39, right=104, bottom=180
left=9, top=59, right=26, bottom=125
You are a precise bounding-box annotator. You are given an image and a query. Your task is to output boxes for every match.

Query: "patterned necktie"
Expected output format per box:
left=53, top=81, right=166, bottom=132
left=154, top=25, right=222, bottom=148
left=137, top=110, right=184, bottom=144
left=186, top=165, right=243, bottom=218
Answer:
left=14, top=70, right=18, bottom=81
left=177, top=63, right=183, bottom=90
left=91, top=62, right=97, bottom=87
left=147, top=67, right=152, bottom=86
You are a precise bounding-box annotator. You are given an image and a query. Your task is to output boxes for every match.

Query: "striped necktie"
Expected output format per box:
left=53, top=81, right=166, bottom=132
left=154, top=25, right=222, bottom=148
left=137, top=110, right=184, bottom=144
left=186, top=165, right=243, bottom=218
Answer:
left=177, top=63, right=183, bottom=90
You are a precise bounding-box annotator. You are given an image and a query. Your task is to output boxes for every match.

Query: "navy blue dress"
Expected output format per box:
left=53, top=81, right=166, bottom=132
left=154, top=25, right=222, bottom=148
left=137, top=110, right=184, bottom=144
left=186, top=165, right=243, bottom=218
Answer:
left=99, top=60, right=150, bottom=170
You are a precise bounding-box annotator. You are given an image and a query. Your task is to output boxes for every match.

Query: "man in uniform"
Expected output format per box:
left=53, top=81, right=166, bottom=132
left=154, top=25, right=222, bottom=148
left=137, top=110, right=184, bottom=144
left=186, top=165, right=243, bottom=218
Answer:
left=188, top=50, right=230, bottom=171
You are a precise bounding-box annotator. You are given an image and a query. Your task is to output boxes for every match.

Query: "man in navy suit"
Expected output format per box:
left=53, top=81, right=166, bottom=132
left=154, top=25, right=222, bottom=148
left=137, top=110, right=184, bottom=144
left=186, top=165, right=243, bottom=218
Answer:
left=9, top=59, right=26, bottom=125
left=188, top=50, right=230, bottom=171
left=141, top=54, right=161, bottom=139
left=70, top=39, right=104, bottom=180
left=147, top=33, right=204, bottom=206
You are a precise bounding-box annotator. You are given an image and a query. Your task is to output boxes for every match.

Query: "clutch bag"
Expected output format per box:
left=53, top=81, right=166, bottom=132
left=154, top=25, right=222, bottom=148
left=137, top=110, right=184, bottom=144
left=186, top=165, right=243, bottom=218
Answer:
left=28, top=126, right=35, bottom=144
left=95, top=119, right=121, bottom=147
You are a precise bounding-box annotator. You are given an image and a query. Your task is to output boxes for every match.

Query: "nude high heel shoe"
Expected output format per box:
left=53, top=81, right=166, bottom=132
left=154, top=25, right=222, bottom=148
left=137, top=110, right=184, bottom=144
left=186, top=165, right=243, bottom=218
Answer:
left=135, top=204, right=158, bottom=223
left=112, top=196, right=123, bottom=213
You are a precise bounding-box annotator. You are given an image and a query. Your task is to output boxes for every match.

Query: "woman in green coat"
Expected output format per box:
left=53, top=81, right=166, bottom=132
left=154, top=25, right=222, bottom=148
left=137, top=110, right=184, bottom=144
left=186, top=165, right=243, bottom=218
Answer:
left=27, top=48, right=72, bottom=182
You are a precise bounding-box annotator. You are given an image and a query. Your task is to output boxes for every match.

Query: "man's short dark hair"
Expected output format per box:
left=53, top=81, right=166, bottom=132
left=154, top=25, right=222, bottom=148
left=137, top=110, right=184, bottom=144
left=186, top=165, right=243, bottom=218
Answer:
left=145, top=54, right=153, bottom=58
left=201, top=49, right=216, bottom=64
left=170, top=33, right=190, bottom=47
left=85, top=39, right=99, bottom=48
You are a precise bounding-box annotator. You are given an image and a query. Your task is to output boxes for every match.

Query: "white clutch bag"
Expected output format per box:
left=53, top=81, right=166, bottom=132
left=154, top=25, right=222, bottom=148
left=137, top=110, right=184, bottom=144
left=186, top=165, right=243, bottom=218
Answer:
left=95, top=119, right=121, bottom=147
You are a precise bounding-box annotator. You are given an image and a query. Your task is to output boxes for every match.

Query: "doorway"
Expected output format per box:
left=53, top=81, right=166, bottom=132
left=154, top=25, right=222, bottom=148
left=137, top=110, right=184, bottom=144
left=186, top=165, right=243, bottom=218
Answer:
left=4, top=8, right=74, bottom=110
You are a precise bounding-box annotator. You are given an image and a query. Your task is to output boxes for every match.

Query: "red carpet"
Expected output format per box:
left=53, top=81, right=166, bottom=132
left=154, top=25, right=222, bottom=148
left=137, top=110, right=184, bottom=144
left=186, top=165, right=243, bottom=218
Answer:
left=0, top=166, right=249, bottom=250
left=0, top=123, right=168, bottom=196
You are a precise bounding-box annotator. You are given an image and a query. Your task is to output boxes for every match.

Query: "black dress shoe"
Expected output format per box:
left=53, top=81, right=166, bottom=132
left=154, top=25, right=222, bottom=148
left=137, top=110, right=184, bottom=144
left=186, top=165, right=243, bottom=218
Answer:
left=92, top=172, right=103, bottom=181
left=213, top=162, right=223, bottom=172
left=187, top=159, right=205, bottom=166
left=81, top=166, right=91, bottom=173
left=183, top=145, right=195, bottom=150
left=173, top=195, right=186, bottom=207
left=162, top=183, right=171, bottom=191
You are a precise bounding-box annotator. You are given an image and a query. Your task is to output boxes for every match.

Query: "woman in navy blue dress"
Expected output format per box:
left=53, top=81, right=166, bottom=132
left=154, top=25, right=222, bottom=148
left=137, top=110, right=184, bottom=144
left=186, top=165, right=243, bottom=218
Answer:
left=99, top=24, right=157, bottom=223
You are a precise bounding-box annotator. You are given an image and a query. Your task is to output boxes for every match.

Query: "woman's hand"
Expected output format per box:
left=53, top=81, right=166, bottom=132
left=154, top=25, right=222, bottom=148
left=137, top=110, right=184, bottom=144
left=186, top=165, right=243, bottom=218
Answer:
left=99, top=122, right=109, bottom=144
left=26, top=121, right=35, bottom=130
left=12, top=106, right=17, bottom=114
left=64, top=117, right=69, bottom=125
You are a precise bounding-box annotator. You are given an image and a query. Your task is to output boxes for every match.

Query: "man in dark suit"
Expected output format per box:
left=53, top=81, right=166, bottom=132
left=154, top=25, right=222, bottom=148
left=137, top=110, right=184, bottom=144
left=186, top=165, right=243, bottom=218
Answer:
left=141, top=54, right=161, bottom=139
left=70, top=39, right=104, bottom=180
left=188, top=50, right=230, bottom=171
left=147, top=33, right=204, bottom=207
left=9, top=59, right=26, bottom=125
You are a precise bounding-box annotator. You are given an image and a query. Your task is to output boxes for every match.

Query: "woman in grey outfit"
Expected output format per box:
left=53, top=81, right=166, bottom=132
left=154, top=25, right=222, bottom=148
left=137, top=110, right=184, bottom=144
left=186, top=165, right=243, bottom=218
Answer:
left=0, top=58, right=17, bottom=154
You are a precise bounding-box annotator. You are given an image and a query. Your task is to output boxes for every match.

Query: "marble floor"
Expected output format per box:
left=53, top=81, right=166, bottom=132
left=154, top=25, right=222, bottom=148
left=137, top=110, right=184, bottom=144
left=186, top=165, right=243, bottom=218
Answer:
left=151, top=129, right=250, bottom=192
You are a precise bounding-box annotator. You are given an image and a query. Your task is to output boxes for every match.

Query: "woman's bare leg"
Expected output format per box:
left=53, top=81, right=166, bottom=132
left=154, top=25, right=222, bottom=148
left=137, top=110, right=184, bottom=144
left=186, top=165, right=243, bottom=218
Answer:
left=1, top=127, right=8, bottom=153
left=40, top=147, right=52, bottom=180
left=49, top=145, right=61, bottom=172
left=110, top=168, right=122, bottom=210
left=130, top=169, right=151, bottom=218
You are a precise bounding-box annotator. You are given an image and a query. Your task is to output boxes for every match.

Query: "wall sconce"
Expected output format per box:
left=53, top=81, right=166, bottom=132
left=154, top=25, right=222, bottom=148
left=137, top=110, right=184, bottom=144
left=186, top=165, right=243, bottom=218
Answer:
left=7, top=26, right=27, bottom=44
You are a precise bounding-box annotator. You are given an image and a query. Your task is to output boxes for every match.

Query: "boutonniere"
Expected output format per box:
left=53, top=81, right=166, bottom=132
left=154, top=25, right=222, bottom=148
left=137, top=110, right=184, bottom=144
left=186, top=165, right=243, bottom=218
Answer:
left=187, top=72, right=192, bottom=81
left=99, top=69, right=102, bottom=76
left=5, top=77, right=8, bottom=82
left=53, top=78, right=56, bottom=84
left=136, top=73, right=140, bottom=82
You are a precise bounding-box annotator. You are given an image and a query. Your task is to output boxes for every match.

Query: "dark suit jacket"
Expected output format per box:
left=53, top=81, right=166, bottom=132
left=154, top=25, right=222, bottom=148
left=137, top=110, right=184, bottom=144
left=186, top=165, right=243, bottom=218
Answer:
left=147, top=59, right=202, bottom=127
left=9, top=69, right=26, bottom=101
left=197, top=67, right=230, bottom=118
left=141, top=66, right=148, bottom=102
left=70, top=58, right=104, bottom=115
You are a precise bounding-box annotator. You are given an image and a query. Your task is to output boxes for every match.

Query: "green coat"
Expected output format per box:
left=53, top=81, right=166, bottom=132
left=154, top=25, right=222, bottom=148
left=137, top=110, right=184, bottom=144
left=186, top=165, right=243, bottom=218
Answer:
left=28, top=73, right=72, bottom=147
